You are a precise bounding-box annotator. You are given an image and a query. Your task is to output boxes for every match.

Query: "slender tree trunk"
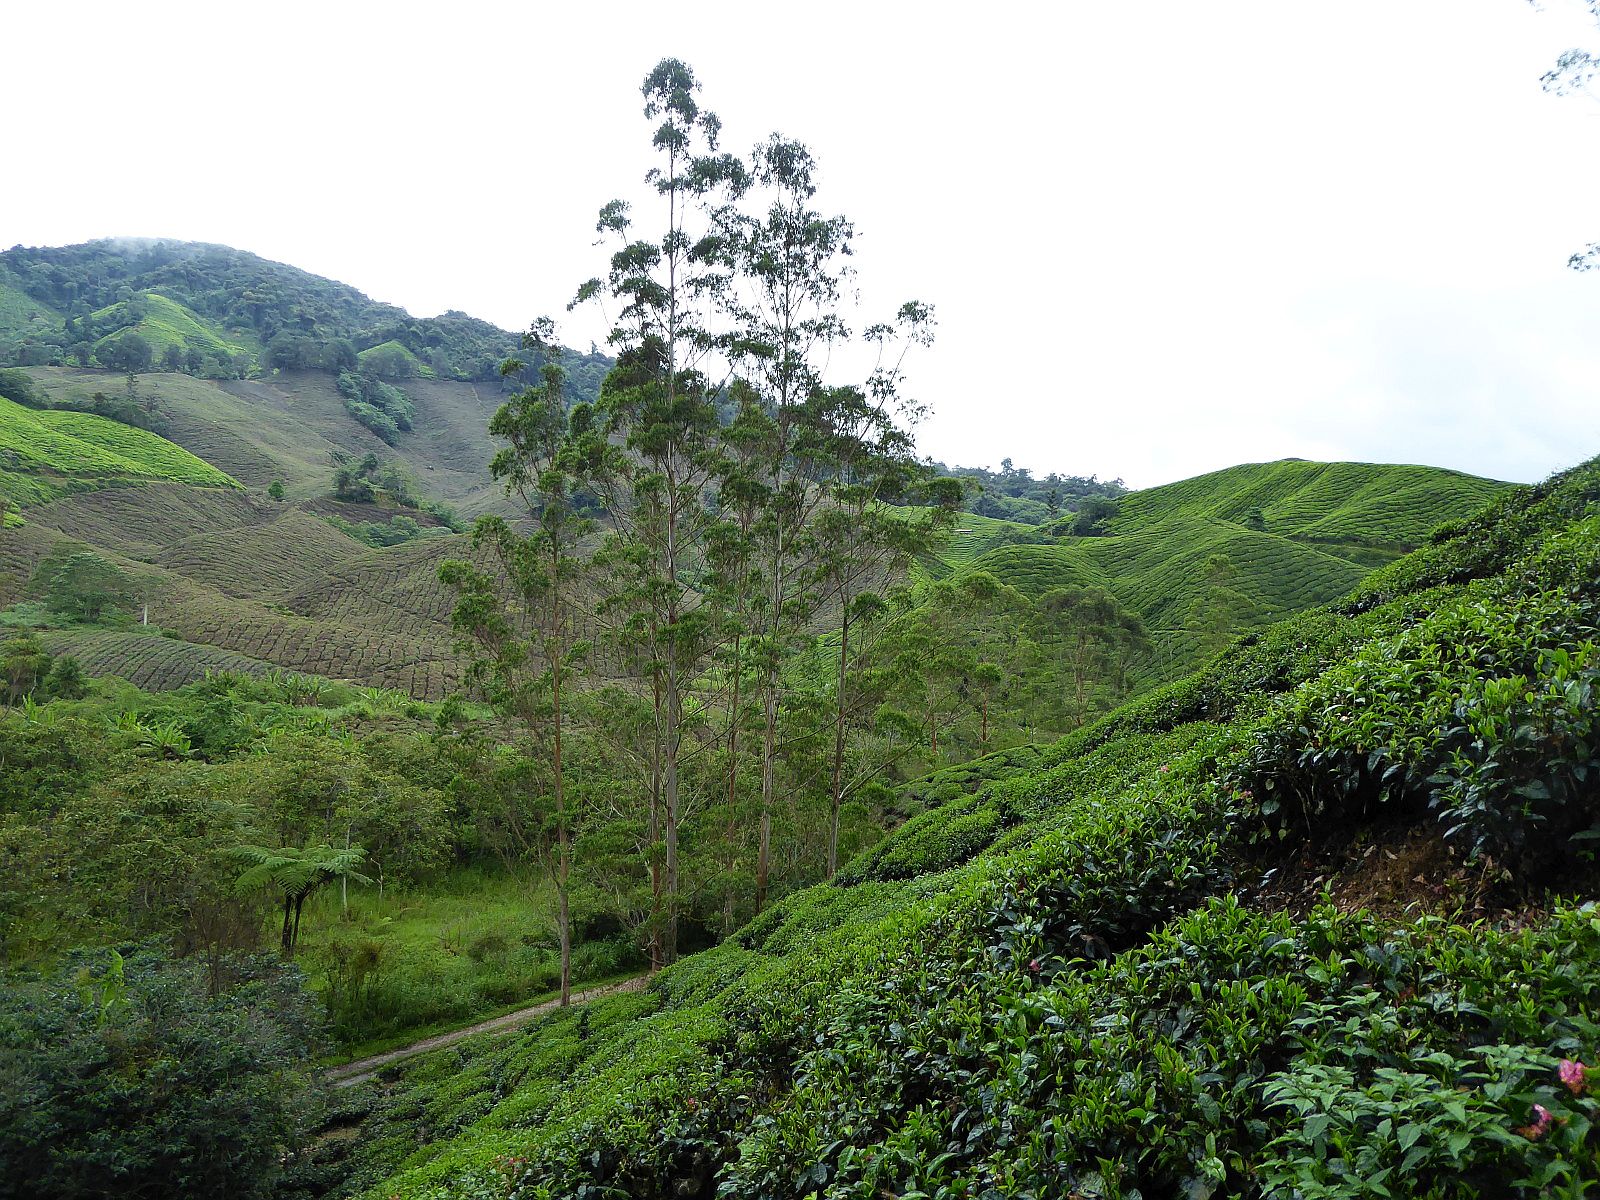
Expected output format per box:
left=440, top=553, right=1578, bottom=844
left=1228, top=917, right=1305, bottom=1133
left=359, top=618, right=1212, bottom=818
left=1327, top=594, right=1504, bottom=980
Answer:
left=827, top=605, right=851, bottom=879
left=663, top=660, right=681, bottom=965
left=291, top=892, right=306, bottom=955
left=659, top=142, right=682, bottom=968
left=723, top=618, right=744, bottom=937
left=755, top=524, right=786, bottom=913
left=648, top=670, right=663, bottom=973
left=552, top=583, right=571, bottom=1006
left=281, top=894, right=293, bottom=954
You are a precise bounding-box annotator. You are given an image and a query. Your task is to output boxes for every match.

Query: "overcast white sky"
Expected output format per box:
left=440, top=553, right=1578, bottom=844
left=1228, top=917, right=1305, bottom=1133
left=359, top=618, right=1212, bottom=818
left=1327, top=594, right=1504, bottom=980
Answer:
left=6, top=0, right=1600, bottom=486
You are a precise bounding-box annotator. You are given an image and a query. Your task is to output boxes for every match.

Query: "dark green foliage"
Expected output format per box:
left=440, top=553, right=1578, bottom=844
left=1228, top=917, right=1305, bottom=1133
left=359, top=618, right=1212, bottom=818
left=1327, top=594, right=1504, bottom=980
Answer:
left=0, top=239, right=613, bottom=391
left=337, top=370, right=416, bottom=444
left=328, top=453, right=459, bottom=529
left=1067, top=492, right=1120, bottom=536
left=32, top=549, right=136, bottom=624
left=1239, top=573, right=1600, bottom=872
left=0, top=367, right=40, bottom=407
left=97, top=329, right=153, bottom=372
left=928, top=458, right=1127, bottom=526
left=718, top=898, right=1600, bottom=1200
left=0, top=947, right=324, bottom=1200
left=328, top=512, right=437, bottom=547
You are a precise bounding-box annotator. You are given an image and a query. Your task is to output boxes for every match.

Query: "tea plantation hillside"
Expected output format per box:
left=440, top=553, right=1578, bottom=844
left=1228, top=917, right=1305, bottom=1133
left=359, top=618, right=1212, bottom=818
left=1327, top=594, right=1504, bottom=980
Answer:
left=331, top=455, right=1600, bottom=1200
left=17, top=366, right=521, bottom=515
left=0, top=269, right=60, bottom=348
left=932, top=458, right=1509, bottom=679
left=87, top=291, right=257, bottom=367
left=0, top=393, right=238, bottom=505
left=0, top=406, right=1510, bottom=703
left=1112, top=458, right=1505, bottom=547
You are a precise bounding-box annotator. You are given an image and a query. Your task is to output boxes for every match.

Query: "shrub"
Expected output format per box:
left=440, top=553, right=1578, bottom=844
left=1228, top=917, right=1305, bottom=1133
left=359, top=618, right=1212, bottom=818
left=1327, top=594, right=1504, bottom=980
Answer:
left=0, top=947, right=324, bottom=1200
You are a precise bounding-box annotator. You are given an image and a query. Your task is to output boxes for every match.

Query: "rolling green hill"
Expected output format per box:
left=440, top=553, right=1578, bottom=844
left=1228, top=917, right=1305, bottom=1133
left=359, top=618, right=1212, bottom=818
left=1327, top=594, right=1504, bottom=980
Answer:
left=1112, top=458, right=1506, bottom=546
left=19, top=366, right=516, bottom=514
left=323, top=455, right=1600, bottom=1200
left=0, top=393, right=238, bottom=505
left=0, top=268, right=62, bottom=356
left=0, top=386, right=1511, bottom=705
left=0, top=239, right=613, bottom=390
left=89, top=291, right=256, bottom=367
left=926, top=458, right=1510, bottom=680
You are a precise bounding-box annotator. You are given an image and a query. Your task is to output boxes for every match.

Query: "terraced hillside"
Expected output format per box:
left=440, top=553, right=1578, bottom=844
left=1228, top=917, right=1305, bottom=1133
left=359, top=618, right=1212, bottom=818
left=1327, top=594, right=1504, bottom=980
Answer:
left=25, top=484, right=270, bottom=560
left=320, top=454, right=1600, bottom=1200
left=0, top=269, right=61, bottom=349
left=927, top=458, right=1509, bottom=679
left=0, top=393, right=239, bottom=505
left=1112, top=458, right=1505, bottom=548
left=35, top=629, right=279, bottom=691
left=0, top=364, right=1511, bottom=707
left=22, top=367, right=515, bottom=514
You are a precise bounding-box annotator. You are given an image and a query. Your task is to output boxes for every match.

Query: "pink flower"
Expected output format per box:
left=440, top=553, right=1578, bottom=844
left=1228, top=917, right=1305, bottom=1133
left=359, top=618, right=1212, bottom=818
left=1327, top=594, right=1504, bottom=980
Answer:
left=1028, top=958, right=1041, bottom=973
left=1560, top=1059, right=1587, bottom=1096
left=1518, top=1104, right=1554, bottom=1141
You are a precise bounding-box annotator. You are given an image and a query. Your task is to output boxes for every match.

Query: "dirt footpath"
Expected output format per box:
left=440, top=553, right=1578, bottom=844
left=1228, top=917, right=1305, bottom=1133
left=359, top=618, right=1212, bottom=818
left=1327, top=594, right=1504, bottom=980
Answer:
left=325, top=974, right=649, bottom=1088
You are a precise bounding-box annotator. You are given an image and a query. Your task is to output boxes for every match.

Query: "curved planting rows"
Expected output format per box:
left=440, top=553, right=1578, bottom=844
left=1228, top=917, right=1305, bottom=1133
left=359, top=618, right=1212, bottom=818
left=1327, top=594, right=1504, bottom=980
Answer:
left=30, top=483, right=263, bottom=558
left=1114, top=458, right=1506, bottom=547
left=10, top=402, right=238, bottom=490
left=0, top=521, right=68, bottom=607
left=156, top=509, right=366, bottom=600
left=156, top=589, right=461, bottom=697
left=38, top=629, right=279, bottom=691
left=966, top=542, right=1113, bottom=597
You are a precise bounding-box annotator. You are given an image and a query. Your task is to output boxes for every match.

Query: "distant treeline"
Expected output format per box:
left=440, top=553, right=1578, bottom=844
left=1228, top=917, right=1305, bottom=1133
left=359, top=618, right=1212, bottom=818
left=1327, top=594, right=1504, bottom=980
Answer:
left=930, top=457, right=1128, bottom=526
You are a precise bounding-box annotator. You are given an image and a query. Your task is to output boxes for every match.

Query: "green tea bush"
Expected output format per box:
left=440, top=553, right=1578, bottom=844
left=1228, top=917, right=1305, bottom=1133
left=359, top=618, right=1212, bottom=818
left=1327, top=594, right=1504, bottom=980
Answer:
left=1238, top=577, right=1599, bottom=871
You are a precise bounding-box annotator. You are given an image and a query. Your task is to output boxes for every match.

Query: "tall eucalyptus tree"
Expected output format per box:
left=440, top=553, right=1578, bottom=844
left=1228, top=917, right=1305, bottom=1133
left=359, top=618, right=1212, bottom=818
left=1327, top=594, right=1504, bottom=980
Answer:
left=440, top=319, right=593, bottom=1003
left=571, top=59, right=746, bottom=963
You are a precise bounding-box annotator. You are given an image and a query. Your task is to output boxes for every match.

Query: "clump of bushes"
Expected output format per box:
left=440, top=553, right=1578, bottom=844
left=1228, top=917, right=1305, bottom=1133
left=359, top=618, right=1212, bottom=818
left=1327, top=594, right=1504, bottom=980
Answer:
left=337, top=371, right=415, bottom=445
left=0, top=947, right=326, bottom=1200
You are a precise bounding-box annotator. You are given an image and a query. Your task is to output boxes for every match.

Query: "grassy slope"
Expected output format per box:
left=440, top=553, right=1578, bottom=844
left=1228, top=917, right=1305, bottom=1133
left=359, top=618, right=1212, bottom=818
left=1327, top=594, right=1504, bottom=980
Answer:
left=0, top=270, right=62, bottom=346
left=934, top=458, right=1509, bottom=679
left=89, top=291, right=256, bottom=363
left=0, top=373, right=1508, bottom=707
left=0, top=393, right=238, bottom=505
left=357, top=339, right=433, bottom=377
left=338, top=455, right=1600, bottom=1200
left=24, top=367, right=513, bottom=513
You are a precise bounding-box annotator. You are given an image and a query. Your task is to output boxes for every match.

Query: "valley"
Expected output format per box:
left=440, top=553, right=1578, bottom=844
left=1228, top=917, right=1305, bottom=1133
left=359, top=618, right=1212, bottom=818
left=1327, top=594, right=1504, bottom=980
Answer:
left=4, top=29, right=1599, bottom=1200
